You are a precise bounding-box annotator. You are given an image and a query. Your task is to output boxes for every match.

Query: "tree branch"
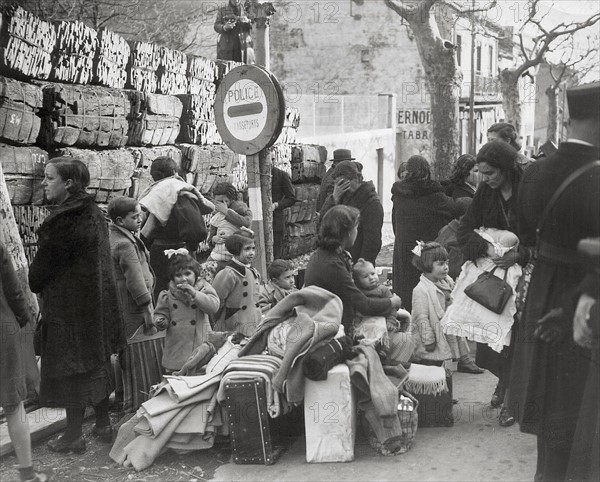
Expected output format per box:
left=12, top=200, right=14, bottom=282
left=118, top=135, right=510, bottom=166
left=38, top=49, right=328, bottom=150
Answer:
left=384, top=0, right=412, bottom=20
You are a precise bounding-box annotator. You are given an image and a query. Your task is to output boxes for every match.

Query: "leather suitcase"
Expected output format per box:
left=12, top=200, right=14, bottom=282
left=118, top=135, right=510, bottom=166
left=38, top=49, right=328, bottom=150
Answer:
left=413, top=368, right=454, bottom=427
left=223, top=378, right=285, bottom=465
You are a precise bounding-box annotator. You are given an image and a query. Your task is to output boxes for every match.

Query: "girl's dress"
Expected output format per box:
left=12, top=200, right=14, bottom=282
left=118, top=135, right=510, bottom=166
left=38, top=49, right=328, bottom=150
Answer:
left=212, top=259, right=262, bottom=336
left=411, top=274, right=460, bottom=362
left=441, top=229, right=523, bottom=353
left=154, top=279, right=219, bottom=371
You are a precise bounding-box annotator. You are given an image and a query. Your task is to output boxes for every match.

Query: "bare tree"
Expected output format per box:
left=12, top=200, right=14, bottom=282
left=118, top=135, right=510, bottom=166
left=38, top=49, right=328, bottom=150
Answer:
left=499, top=0, right=600, bottom=134
left=384, top=0, right=493, bottom=179
left=544, top=38, right=598, bottom=144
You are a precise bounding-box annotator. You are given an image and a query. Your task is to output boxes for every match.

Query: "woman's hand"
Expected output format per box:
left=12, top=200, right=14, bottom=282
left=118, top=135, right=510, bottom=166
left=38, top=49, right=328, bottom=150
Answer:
left=214, top=201, right=228, bottom=215
left=573, top=293, right=596, bottom=348
left=491, top=249, right=519, bottom=269
left=534, top=308, right=569, bottom=345
left=333, top=178, right=351, bottom=204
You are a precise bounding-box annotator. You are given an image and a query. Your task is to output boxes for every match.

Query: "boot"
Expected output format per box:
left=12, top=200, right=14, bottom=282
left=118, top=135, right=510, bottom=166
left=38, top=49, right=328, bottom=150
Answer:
left=457, top=358, right=485, bottom=374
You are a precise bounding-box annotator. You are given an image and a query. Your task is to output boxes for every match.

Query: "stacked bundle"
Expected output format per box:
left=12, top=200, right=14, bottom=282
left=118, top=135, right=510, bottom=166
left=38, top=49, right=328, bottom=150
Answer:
left=0, top=143, right=47, bottom=205
left=283, top=184, right=320, bottom=224
left=127, top=145, right=183, bottom=199
left=281, top=144, right=327, bottom=259
left=179, top=143, right=239, bottom=194
left=276, top=107, right=300, bottom=145
left=93, top=28, right=130, bottom=89
left=0, top=76, right=43, bottom=144
left=53, top=147, right=136, bottom=204
left=0, top=5, right=56, bottom=80
left=265, top=144, right=292, bottom=177
left=230, top=152, right=247, bottom=192
left=52, top=20, right=98, bottom=84
left=177, top=93, right=220, bottom=145
left=157, top=47, right=188, bottom=95
left=187, top=56, right=217, bottom=94
left=39, top=83, right=129, bottom=148
left=126, top=91, right=182, bottom=146
left=128, top=41, right=160, bottom=93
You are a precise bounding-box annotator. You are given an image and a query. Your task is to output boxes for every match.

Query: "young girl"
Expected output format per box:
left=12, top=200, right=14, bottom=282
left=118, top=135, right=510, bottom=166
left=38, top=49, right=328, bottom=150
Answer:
left=411, top=241, right=462, bottom=365
left=153, top=250, right=220, bottom=373
left=212, top=228, right=261, bottom=336
left=207, top=182, right=253, bottom=271
left=304, top=205, right=402, bottom=335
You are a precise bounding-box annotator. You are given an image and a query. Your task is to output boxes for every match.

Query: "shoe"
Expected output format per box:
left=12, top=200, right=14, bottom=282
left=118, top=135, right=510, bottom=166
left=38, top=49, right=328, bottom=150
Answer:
left=457, top=360, right=485, bottom=374
left=47, top=435, right=86, bottom=454
left=499, top=407, right=515, bottom=427
left=23, top=470, right=53, bottom=482
left=91, top=424, right=113, bottom=443
left=490, top=385, right=506, bottom=408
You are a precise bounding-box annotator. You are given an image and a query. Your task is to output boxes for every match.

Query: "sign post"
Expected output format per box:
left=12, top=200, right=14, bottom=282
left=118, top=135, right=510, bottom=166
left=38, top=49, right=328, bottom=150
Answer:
left=215, top=65, right=285, bottom=278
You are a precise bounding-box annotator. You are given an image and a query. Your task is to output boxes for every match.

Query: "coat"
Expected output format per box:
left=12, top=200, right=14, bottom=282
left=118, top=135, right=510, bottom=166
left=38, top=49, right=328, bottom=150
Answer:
left=321, top=181, right=384, bottom=264
left=508, top=142, right=600, bottom=447
left=257, top=282, right=295, bottom=314
left=154, top=280, right=220, bottom=371
left=391, top=179, right=463, bottom=311
left=109, top=224, right=155, bottom=337
left=443, top=180, right=476, bottom=199
left=304, top=247, right=392, bottom=333
left=0, top=243, right=38, bottom=406
left=212, top=259, right=261, bottom=336
left=214, top=2, right=250, bottom=61
left=29, top=192, right=125, bottom=379
left=411, top=274, right=457, bottom=361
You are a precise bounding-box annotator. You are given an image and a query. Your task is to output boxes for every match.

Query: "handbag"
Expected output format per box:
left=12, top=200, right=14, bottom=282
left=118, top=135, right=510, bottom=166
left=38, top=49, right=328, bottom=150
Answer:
left=464, top=266, right=513, bottom=314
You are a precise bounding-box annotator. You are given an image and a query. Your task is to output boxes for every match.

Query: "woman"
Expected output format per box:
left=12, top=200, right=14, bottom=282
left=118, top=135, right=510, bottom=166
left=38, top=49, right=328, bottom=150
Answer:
left=1, top=243, right=49, bottom=482
left=29, top=158, right=125, bottom=453
left=487, top=123, right=532, bottom=167
left=457, top=141, right=530, bottom=427
left=304, top=205, right=402, bottom=334
left=391, top=155, right=464, bottom=312
left=443, top=154, right=479, bottom=199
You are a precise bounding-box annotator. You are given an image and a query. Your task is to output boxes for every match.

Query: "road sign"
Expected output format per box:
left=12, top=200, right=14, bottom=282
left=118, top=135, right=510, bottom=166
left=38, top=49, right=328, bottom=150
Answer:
left=215, top=65, right=285, bottom=155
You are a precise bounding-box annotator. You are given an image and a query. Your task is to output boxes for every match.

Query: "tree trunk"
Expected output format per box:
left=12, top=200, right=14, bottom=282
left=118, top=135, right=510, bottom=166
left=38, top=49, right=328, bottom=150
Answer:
left=259, top=150, right=274, bottom=265
left=545, top=85, right=559, bottom=145
left=409, top=14, right=462, bottom=180
left=0, top=163, right=39, bottom=319
left=499, top=68, right=522, bottom=134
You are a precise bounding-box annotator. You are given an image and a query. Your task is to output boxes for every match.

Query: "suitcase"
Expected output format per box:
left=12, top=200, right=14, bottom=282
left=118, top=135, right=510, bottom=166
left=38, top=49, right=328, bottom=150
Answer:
left=223, top=378, right=285, bottom=465
left=412, top=368, right=454, bottom=427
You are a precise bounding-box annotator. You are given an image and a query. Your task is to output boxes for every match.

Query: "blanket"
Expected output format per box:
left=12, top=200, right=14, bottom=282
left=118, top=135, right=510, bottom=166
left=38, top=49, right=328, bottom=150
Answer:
left=239, top=285, right=343, bottom=403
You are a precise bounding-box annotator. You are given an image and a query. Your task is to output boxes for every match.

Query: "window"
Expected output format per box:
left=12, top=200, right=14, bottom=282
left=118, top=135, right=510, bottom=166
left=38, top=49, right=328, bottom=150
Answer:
left=488, top=45, right=494, bottom=76
left=456, top=34, right=462, bottom=66
left=476, top=44, right=482, bottom=73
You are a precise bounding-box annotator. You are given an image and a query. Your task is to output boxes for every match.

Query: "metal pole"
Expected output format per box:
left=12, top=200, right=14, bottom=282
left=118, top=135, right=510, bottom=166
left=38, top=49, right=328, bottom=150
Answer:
left=469, top=0, right=476, bottom=154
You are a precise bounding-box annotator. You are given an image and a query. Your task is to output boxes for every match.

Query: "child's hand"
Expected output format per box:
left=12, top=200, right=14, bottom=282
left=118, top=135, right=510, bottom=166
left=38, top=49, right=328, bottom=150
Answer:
left=425, top=342, right=436, bottom=352
left=390, top=294, right=402, bottom=310
left=154, top=316, right=168, bottom=330
left=177, top=283, right=196, bottom=297
left=212, top=233, right=225, bottom=245
left=386, top=319, right=400, bottom=333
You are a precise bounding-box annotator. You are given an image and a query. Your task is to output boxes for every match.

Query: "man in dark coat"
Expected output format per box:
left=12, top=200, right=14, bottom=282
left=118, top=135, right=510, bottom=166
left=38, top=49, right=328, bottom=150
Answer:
left=319, top=160, right=383, bottom=265
left=507, top=81, right=600, bottom=481
left=214, top=0, right=252, bottom=62
left=271, top=166, right=296, bottom=259
left=317, top=148, right=355, bottom=212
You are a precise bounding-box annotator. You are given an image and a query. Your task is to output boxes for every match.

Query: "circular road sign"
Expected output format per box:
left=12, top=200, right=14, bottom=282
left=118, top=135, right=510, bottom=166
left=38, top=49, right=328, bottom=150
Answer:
left=215, top=65, right=285, bottom=155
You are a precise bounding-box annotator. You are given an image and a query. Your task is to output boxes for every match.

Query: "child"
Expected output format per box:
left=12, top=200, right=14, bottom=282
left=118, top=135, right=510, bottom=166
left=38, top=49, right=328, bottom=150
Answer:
left=108, top=196, right=155, bottom=337
left=411, top=241, right=463, bottom=366
left=212, top=228, right=261, bottom=336
left=153, top=250, right=220, bottom=373
left=207, top=182, right=253, bottom=272
left=304, top=205, right=402, bottom=335
left=258, top=259, right=297, bottom=314
left=352, top=258, right=415, bottom=363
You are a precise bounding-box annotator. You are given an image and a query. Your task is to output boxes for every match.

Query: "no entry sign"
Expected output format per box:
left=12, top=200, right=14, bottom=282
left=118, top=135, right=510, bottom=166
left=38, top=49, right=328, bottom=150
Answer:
left=215, top=65, right=285, bottom=155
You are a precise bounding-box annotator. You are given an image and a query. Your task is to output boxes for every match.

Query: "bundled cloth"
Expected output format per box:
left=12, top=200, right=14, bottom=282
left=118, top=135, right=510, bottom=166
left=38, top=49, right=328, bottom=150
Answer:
left=239, top=285, right=343, bottom=403
left=110, top=335, right=241, bottom=471
left=216, top=354, right=287, bottom=418
left=441, top=256, right=522, bottom=353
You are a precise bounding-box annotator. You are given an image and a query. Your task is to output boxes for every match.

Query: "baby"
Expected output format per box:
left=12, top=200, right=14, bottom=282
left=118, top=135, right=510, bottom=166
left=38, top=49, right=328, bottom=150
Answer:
left=352, top=258, right=414, bottom=363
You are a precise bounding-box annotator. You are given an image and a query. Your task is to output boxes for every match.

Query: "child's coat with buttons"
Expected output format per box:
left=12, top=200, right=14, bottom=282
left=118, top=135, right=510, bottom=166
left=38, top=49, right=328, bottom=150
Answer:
left=154, top=279, right=220, bottom=371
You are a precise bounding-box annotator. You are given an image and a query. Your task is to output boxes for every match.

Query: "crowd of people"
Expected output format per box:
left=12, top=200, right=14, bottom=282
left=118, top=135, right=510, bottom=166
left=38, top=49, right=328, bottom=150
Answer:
left=1, top=82, right=598, bottom=482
